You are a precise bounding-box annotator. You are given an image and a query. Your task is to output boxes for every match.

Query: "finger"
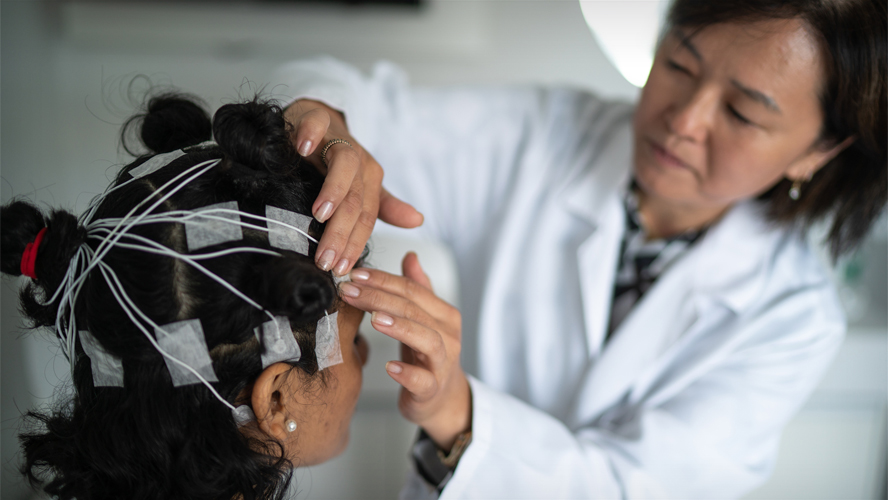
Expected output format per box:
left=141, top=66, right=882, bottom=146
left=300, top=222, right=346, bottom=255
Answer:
left=347, top=268, right=453, bottom=319
left=371, top=312, right=445, bottom=366
left=328, top=159, right=383, bottom=274
left=332, top=181, right=379, bottom=275
left=312, top=141, right=360, bottom=223
left=291, top=107, right=331, bottom=157
left=401, top=252, right=433, bottom=291
left=385, top=361, right=438, bottom=402
left=316, top=176, right=363, bottom=272
left=339, top=281, right=438, bottom=329
left=378, top=187, right=424, bottom=229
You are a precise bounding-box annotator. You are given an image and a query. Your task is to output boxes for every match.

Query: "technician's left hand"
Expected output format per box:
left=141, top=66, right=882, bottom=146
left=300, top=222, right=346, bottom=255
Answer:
left=284, top=100, right=423, bottom=276
left=339, top=253, right=471, bottom=452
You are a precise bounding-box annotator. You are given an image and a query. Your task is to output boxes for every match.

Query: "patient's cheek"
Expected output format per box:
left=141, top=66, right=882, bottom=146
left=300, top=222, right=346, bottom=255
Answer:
left=356, top=334, right=369, bottom=365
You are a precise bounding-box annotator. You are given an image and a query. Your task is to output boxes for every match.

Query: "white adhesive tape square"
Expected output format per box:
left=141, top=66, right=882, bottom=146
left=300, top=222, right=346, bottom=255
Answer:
left=255, top=316, right=301, bottom=368
left=129, top=150, right=186, bottom=178
left=155, top=318, right=219, bottom=387
left=79, top=330, right=125, bottom=387
left=187, top=140, right=218, bottom=150
left=266, top=206, right=312, bottom=256
left=185, top=201, right=243, bottom=251
left=315, top=311, right=343, bottom=370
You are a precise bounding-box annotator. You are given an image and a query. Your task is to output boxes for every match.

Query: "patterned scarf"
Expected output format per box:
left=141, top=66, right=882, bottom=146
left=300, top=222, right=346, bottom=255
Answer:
left=607, top=187, right=705, bottom=339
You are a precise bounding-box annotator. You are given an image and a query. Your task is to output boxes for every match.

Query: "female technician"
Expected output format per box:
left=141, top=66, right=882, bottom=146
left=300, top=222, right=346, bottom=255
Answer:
left=283, top=0, right=886, bottom=497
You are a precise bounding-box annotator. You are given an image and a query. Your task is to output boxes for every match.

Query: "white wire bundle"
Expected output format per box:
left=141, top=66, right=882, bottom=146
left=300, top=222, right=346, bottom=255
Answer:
left=45, top=155, right=321, bottom=411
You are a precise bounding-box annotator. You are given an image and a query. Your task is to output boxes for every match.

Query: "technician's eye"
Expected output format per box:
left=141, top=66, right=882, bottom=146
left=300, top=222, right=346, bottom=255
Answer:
left=727, top=105, right=755, bottom=126
left=667, top=60, right=692, bottom=76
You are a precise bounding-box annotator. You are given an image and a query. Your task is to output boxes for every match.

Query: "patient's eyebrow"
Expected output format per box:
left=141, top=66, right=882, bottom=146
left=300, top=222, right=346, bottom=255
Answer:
left=731, top=79, right=781, bottom=114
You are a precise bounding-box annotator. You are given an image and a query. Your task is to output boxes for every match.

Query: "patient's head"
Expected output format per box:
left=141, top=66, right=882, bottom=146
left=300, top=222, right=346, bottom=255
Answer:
left=0, top=94, right=368, bottom=500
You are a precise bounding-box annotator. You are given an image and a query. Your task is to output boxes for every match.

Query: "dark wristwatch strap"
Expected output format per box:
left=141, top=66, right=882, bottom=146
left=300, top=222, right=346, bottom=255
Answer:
left=411, top=428, right=473, bottom=493
left=437, top=430, right=472, bottom=468
left=412, top=430, right=453, bottom=492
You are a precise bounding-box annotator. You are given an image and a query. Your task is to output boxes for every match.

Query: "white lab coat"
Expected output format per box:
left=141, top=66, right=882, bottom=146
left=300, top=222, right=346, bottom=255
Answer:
left=271, top=58, right=845, bottom=499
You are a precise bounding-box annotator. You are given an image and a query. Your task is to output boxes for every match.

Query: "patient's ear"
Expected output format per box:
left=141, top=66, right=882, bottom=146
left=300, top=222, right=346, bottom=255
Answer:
left=251, top=363, right=296, bottom=442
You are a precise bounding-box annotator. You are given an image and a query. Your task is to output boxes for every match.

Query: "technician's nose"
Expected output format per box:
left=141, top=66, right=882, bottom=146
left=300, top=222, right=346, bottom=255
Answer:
left=666, top=85, right=717, bottom=144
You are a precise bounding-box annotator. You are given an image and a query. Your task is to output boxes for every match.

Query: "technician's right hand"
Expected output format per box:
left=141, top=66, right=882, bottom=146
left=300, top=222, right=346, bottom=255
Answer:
left=284, top=100, right=423, bottom=276
left=340, top=253, right=472, bottom=452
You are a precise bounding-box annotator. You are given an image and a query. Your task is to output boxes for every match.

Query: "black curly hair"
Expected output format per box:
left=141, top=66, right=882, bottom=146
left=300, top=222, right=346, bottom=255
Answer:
left=1, top=92, right=351, bottom=500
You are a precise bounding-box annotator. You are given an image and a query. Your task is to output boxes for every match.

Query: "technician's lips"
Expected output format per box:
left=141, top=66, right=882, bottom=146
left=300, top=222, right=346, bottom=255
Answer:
left=649, top=140, right=691, bottom=171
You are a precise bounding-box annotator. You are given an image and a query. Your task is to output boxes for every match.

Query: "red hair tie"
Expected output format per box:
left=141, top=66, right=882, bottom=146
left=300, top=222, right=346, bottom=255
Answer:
left=21, top=227, right=48, bottom=279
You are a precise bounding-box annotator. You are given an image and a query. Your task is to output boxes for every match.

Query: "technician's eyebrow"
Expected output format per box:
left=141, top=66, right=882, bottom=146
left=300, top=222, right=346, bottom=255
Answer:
left=674, top=28, right=781, bottom=115
left=674, top=29, right=703, bottom=61
left=731, top=79, right=782, bottom=114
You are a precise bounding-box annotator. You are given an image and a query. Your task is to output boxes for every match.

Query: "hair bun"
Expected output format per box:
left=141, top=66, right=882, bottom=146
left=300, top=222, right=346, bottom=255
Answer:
left=212, top=99, right=298, bottom=173
left=246, top=256, right=335, bottom=322
left=1, top=201, right=47, bottom=276
left=140, top=94, right=212, bottom=154
left=1, top=201, right=85, bottom=328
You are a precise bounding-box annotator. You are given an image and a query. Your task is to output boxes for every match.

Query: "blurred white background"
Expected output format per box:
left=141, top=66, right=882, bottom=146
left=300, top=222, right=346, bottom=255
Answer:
left=1, top=1, right=885, bottom=499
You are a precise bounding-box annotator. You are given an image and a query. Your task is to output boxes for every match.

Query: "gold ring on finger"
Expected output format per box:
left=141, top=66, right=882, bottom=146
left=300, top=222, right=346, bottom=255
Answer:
left=320, top=138, right=353, bottom=167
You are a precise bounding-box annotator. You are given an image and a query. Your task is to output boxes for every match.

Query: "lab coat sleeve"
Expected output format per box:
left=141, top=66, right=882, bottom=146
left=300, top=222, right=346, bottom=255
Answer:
left=442, top=376, right=624, bottom=499
left=437, top=285, right=844, bottom=499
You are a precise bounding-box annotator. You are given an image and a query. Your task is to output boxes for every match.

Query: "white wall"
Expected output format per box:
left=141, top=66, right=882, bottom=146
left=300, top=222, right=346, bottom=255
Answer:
left=1, top=2, right=884, bottom=499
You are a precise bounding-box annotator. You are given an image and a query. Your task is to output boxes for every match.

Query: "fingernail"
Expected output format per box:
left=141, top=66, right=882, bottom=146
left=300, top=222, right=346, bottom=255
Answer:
left=340, top=283, right=360, bottom=298
left=298, top=140, right=312, bottom=157
left=372, top=311, right=394, bottom=326
left=318, top=249, right=335, bottom=271
left=333, top=259, right=350, bottom=276
left=315, top=201, right=333, bottom=222
left=351, top=269, right=370, bottom=281
left=386, top=361, right=402, bottom=374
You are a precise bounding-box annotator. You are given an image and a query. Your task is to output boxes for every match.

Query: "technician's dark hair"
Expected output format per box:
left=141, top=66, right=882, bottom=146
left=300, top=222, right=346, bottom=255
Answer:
left=666, top=0, right=887, bottom=259
left=0, top=93, right=349, bottom=499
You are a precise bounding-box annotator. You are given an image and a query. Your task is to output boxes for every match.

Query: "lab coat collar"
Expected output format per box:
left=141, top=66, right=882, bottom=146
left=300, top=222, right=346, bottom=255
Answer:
left=562, top=123, right=634, bottom=227
left=687, top=200, right=778, bottom=312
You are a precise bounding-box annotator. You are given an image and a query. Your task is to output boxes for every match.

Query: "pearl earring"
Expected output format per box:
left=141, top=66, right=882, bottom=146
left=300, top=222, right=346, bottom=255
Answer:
left=287, top=420, right=297, bottom=433
left=789, top=179, right=802, bottom=200
left=790, top=171, right=813, bottom=201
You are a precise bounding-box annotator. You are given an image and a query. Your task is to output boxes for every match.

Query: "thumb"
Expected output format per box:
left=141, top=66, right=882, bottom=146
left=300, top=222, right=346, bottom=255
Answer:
left=379, top=188, right=424, bottom=228
left=401, top=252, right=433, bottom=291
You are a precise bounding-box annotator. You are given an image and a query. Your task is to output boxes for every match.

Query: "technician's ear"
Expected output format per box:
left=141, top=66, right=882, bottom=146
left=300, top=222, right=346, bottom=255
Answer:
left=786, top=136, right=855, bottom=181
left=251, top=362, right=296, bottom=442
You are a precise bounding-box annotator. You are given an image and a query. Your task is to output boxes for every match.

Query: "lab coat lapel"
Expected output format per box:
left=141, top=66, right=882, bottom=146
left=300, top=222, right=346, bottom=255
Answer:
left=573, top=254, right=700, bottom=422
left=569, top=200, right=777, bottom=424
left=562, top=124, right=633, bottom=359
left=574, top=197, right=624, bottom=358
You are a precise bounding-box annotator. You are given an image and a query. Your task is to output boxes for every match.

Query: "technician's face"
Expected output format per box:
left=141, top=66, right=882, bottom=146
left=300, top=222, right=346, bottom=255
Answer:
left=632, top=19, right=828, bottom=211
